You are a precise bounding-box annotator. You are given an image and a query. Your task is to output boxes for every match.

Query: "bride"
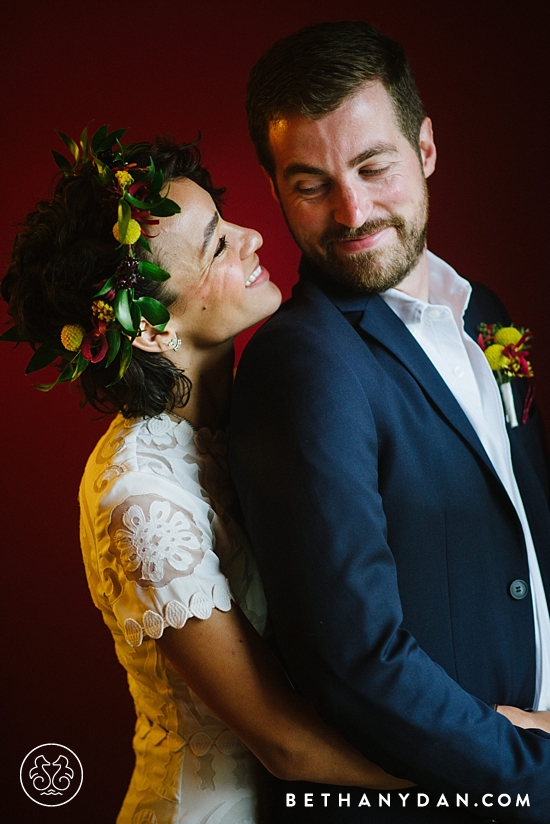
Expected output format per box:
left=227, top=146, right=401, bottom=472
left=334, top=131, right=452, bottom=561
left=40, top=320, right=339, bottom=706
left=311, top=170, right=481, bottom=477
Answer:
left=1, top=127, right=413, bottom=823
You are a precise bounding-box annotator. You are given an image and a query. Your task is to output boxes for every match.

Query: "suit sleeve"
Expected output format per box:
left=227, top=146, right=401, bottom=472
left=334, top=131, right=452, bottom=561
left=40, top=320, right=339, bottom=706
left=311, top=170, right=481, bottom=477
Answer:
left=230, top=321, right=550, bottom=822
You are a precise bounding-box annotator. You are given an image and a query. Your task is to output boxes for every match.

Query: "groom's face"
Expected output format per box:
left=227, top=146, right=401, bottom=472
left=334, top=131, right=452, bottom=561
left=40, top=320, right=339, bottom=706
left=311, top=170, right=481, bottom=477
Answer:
left=267, top=80, right=436, bottom=294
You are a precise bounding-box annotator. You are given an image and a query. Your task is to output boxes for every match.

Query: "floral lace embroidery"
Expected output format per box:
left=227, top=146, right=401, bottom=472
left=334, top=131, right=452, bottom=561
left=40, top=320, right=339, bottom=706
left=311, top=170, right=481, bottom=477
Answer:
left=116, top=501, right=201, bottom=583
left=137, top=414, right=195, bottom=450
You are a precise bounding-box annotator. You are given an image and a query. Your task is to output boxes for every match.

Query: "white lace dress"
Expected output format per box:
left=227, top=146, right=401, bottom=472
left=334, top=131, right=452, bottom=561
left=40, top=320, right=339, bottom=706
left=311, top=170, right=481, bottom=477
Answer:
left=79, top=413, right=268, bottom=824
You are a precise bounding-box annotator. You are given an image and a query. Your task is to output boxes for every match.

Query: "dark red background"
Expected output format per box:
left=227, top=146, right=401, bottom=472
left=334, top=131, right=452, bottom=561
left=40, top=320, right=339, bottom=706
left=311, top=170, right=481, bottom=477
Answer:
left=2, top=1, right=548, bottom=820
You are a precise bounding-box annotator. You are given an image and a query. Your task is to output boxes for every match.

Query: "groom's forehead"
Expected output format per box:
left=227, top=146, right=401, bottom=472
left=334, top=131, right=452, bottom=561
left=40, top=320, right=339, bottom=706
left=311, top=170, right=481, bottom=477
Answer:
left=267, top=82, right=403, bottom=177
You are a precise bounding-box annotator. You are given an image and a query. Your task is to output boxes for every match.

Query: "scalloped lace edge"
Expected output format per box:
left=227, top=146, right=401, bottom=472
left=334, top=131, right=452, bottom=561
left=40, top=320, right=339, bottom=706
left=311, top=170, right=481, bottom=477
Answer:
left=123, top=584, right=233, bottom=647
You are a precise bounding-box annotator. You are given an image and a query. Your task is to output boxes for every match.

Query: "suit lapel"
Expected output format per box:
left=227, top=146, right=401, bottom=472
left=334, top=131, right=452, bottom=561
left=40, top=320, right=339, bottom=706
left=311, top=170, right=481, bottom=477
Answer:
left=298, top=262, right=501, bottom=485
left=353, top=293, right=502, bottom=483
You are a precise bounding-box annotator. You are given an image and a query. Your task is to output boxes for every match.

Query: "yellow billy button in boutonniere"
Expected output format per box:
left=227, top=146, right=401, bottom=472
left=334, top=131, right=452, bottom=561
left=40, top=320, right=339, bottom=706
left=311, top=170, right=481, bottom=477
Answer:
left=477, top=323, right=534, bottom=428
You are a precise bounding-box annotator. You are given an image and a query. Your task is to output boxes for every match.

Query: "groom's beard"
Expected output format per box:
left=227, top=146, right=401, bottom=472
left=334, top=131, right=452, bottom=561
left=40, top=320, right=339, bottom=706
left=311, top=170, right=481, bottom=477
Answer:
left=286, top=182, right=429, bottom=295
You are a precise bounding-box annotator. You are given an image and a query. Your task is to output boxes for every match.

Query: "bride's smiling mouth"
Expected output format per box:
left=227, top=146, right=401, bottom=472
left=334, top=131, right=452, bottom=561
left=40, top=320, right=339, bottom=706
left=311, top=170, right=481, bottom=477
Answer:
left=245, top=264, right=270, bottom=287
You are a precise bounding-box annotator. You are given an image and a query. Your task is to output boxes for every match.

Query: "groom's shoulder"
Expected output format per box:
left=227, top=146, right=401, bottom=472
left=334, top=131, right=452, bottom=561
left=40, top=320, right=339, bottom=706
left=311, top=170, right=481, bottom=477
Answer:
left=249, top=277, right=358, bottom=351
left=238, top=279, right=367, bottom=388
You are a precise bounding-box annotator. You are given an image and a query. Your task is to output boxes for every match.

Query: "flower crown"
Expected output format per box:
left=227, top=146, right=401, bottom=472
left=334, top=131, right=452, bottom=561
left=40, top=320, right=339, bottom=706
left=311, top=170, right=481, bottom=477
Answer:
left=0, top=125, right=181, bottom=390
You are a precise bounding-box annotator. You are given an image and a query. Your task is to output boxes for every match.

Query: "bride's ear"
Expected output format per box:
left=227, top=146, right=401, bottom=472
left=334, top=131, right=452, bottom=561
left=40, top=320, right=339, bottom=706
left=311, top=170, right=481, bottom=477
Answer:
left=132, top=319, right=175, bottom=353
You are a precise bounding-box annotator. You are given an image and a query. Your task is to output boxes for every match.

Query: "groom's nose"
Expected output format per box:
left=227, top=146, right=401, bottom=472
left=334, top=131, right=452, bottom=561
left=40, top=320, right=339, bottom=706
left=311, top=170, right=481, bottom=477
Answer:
left=332, top=182, right=373, bottom=229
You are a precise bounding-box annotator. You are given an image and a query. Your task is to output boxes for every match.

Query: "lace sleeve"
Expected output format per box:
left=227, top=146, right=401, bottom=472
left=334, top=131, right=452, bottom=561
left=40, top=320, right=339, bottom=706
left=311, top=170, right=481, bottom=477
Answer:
left=103, top=493, right=233, bottom=647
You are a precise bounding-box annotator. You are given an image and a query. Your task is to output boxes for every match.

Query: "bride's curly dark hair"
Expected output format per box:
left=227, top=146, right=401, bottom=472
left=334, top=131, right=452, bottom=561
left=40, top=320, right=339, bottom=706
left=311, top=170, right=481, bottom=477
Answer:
left=1, top=136, right=225, bottom=418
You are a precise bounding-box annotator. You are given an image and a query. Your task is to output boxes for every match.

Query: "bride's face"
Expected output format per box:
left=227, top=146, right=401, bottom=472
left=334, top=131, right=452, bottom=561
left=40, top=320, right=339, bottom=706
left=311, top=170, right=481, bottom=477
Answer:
left=152, top=178, right=281, bottom=347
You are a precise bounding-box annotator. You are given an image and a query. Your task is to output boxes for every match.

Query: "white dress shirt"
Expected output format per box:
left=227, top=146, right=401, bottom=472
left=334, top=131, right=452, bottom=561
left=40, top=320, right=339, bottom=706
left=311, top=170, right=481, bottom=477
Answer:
left=381, top=251, right=550, bottom=710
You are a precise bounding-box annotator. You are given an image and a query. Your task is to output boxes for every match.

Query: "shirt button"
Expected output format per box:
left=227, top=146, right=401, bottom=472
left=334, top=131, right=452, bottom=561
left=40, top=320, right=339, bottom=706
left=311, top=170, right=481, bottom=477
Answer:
left=428, top=308, right=441, bottom=319
left=509, top=579, right=529, bottom=600
left=453, top=366, right=464, bottom=377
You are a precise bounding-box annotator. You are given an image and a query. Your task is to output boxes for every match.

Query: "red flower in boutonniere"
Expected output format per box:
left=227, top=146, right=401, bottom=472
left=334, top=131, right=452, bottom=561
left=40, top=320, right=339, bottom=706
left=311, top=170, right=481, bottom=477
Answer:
left=477, top=323, right=534, bottom=427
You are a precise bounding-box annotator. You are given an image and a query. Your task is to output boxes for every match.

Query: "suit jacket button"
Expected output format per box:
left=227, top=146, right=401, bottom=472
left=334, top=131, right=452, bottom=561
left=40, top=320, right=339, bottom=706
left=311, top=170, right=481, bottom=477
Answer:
left=509, top=579, right=529, bottom=600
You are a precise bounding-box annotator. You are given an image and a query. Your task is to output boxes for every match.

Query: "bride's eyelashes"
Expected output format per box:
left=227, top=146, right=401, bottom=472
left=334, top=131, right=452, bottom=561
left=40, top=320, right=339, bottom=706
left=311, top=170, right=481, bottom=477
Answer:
left=214, top=235, right=229, bottom=259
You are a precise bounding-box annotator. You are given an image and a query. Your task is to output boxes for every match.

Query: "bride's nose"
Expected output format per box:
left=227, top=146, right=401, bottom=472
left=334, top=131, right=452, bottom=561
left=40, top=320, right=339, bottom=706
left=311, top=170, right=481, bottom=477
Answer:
left=238, top=225, right=263, bottom=259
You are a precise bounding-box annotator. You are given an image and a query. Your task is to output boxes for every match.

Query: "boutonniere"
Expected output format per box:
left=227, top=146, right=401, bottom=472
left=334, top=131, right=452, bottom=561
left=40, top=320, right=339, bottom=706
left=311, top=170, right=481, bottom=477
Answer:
left=477, top=323, right=534, bottom=428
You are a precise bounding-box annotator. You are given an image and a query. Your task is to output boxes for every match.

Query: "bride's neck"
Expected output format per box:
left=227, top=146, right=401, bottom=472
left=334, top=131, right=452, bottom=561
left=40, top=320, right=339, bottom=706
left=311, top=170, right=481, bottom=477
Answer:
left=170, top=341, right=235, bottom=432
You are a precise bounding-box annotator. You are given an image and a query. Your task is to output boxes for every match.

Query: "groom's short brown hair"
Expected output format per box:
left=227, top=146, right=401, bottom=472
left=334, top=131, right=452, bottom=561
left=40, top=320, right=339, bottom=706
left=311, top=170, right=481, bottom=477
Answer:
left=246, top=21, right=427, bottom=178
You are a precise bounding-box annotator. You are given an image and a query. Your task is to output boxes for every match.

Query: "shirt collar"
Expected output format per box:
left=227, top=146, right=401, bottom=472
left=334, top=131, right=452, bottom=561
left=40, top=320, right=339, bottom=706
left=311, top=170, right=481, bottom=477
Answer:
left=381, top=251, right=472, bottom=329
left=298, top=251, right=472, bottom=323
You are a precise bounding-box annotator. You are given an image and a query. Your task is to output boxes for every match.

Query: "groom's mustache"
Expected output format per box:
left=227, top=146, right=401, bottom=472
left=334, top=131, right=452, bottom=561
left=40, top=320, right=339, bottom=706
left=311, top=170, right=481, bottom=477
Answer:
left=320, top=216, right=406, bottom=249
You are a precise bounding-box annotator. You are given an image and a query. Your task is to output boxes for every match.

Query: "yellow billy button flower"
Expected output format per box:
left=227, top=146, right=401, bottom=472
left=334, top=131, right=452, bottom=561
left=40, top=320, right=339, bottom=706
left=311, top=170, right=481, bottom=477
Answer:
left=60, top=323, right=86, bottom=351
left=484, top=344, right=510, bottom=371
left=115, top=170, right=134, bottom=191
left=493, top=326, right=522, bottom=347
left=92, top=299, right=116, bottom=323
left=113, top=218, right=142, bottom=245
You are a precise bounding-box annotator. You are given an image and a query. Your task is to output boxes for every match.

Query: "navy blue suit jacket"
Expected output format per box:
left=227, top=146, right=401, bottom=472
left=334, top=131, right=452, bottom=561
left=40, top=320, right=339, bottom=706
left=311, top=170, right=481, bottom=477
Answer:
left=230, top=258, right=550, bottom=822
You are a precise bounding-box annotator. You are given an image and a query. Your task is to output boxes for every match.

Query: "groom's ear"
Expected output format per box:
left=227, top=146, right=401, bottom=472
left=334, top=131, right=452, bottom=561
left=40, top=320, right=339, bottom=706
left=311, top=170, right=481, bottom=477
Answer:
left=262, top=167, right=280, bottom=203
left=419, top=117, right=437, bottom=179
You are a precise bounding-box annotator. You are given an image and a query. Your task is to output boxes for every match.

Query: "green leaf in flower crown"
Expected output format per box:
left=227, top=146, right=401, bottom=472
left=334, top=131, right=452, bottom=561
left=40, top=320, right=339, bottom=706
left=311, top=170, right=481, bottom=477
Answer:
left=56, top=130, right=80, bottom=161
left=149, top=169, right=164, bottom=195
left=124, top=192, right=151, bottom=212
left=60, top=360, right=79, bottom=382
left=119, top=334, right=133, bottom=375
left=107, top=335, right=132, bottom=386
left=126, top=142, right=150, bottom=162
left=130, top=300, right=142, bottom=334
left=114, top=137, right=126, bottom=158
left=72, top=352, right=90, bottom=381
left=115, top=288, right=135, bottom=333
left=142, top=157, right=156, bottom=181
left=105, top=329, right=121, bottom=368
left=149, top=197, right=181, bottom=218
left=0, top=326, right=27, bottom=342
left=95, top=156, right=114, bottom=185
left=80, top=126, right=89, bottom=158
left=138, top=261, right=170, bottom=281
left=35, top=359, right=76, bottom=391
left=25, top=344, right=62, bottom=374
left=93, top=274, right=117, bottom=298
left=135, top=297, right=170, bottom=330
left=138, top=235, right=152, bottom=254
left=118, top=199, right=131, bottom=244
left=105, top=128, right=128, bottom=148
left=51, top=150, right=73, bottom=175
left=91, top=124, right=109, bottom=151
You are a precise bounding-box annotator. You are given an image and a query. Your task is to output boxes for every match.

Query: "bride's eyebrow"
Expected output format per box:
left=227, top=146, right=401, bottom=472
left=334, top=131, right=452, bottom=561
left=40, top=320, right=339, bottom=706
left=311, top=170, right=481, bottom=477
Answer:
left=201, top=212, right=219, bottom=255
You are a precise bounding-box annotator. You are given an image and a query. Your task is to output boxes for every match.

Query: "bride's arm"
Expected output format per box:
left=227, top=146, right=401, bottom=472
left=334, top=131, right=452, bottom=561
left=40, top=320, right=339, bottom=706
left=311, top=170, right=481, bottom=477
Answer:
left=156, top=603, right=414, bottom=789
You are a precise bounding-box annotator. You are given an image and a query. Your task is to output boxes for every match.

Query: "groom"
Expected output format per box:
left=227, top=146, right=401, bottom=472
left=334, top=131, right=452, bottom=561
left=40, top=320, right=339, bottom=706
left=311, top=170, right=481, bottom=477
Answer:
left=230, top=22, right=550, bottom=821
